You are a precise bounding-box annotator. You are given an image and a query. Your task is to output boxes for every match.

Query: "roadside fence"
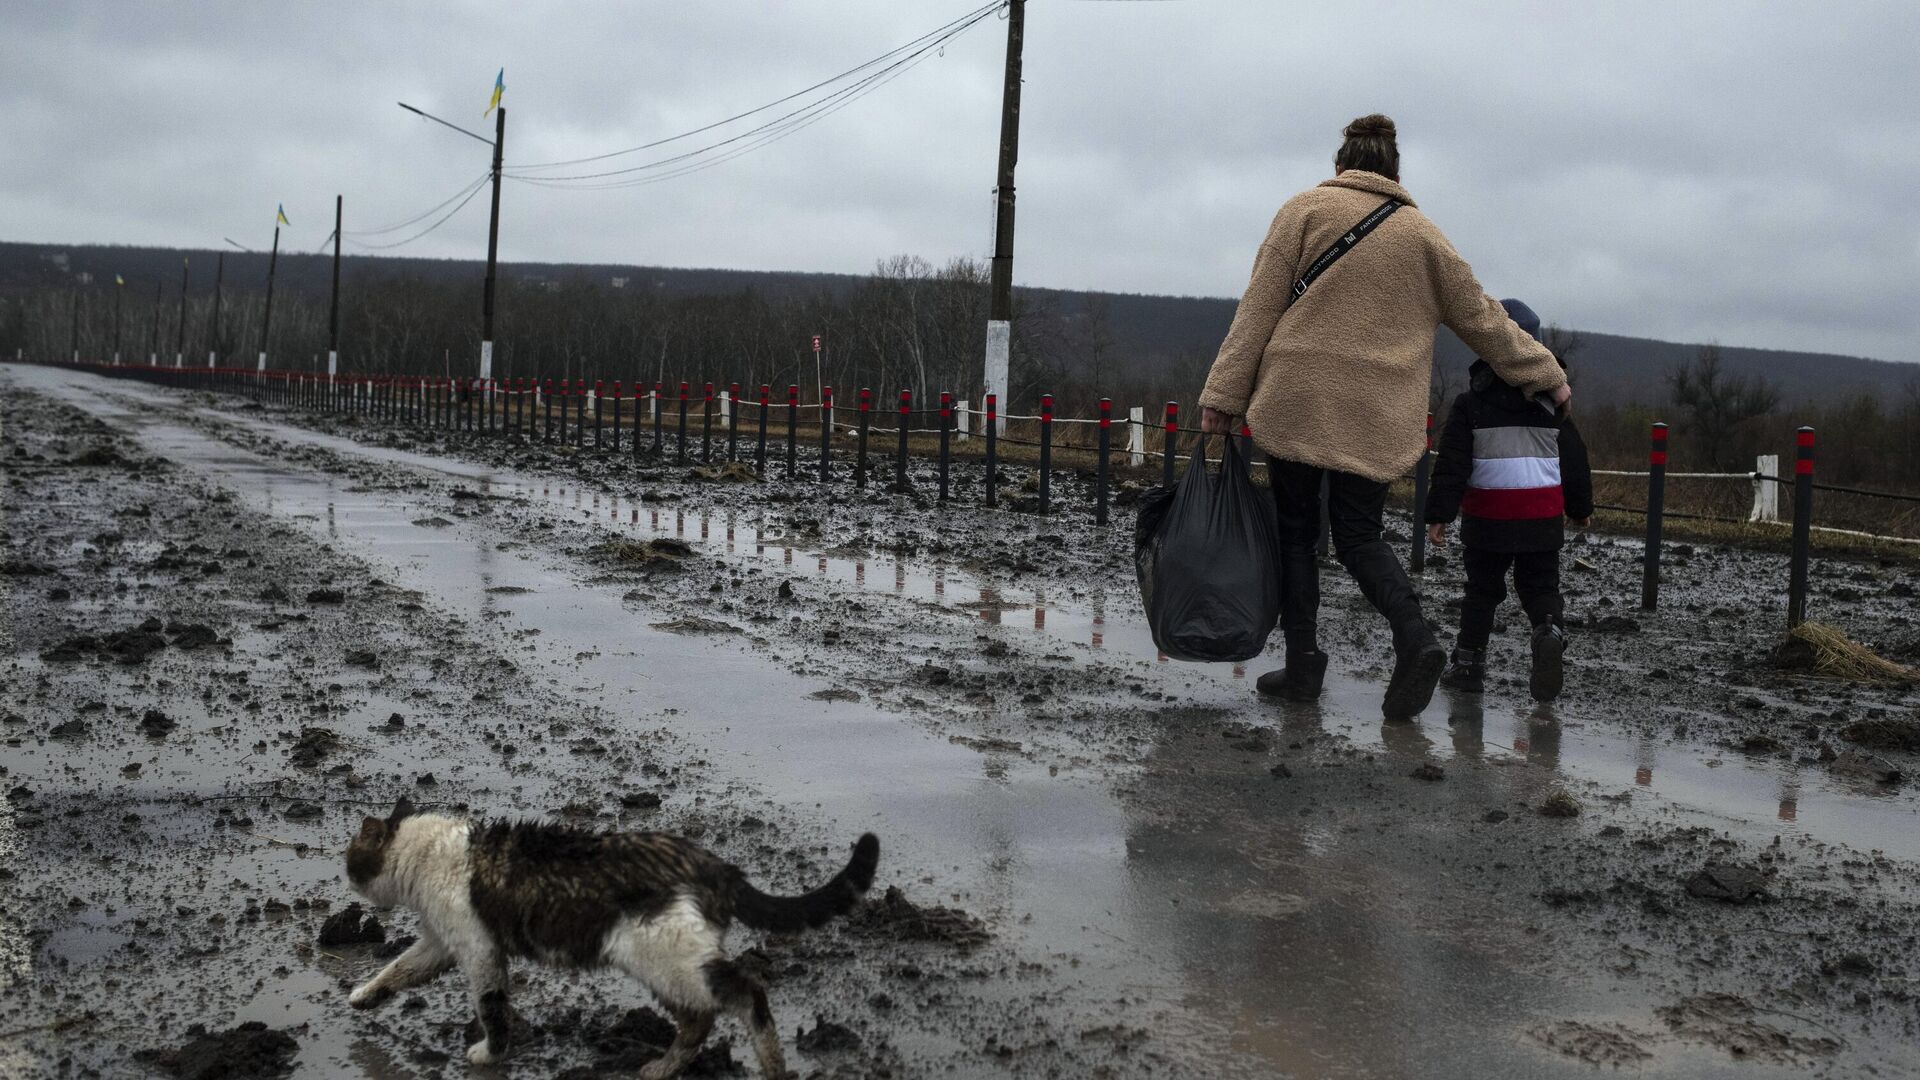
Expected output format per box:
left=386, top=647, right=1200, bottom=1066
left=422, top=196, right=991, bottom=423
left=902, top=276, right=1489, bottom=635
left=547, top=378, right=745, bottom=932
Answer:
left=14, top=357, right=1920, bottom=630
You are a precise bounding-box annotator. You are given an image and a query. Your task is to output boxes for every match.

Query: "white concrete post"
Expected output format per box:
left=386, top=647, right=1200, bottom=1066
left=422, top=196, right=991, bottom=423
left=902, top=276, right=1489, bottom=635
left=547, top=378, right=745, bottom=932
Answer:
left=720, top=389, right=732, bottom=425
left=983, top=320, right=1010, bottom=433
left=327, top=350, right=338, bottom=379
left=1128, top=406, right=1146, bottom=466
left=956, top=399, right=971, bottom=441
left=257, top=351, right=267, bottom=372
left=1751, top=454, right=1780, bottom=523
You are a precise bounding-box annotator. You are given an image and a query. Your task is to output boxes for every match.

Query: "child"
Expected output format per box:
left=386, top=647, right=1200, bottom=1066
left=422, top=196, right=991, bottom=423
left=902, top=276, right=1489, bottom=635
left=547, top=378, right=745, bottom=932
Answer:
left=1424, top=299, right=1593, bottom=702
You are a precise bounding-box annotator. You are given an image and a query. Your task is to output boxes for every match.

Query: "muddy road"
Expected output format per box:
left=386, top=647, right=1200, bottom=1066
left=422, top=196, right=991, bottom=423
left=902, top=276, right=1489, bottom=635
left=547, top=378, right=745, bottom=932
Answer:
left=4, top=363, right=1918, bottom=1079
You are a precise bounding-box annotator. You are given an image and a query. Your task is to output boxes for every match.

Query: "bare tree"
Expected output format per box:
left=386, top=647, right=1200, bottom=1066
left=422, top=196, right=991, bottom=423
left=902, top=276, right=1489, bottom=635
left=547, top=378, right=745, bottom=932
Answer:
left=1669, top=342, right=1781, bottom=469
left=1542, top=324, right=1583, bottom=384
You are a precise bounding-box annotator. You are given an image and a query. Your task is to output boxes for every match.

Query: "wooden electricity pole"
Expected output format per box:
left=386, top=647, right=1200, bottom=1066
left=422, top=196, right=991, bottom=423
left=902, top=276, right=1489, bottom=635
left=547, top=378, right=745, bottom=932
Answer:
left=981, top=0, right=1025, bottom=430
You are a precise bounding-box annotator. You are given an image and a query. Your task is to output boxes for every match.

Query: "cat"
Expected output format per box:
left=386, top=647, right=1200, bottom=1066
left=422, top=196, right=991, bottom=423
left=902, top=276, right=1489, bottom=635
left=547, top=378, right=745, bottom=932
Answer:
left=344, top=797, right=880, bottom=1079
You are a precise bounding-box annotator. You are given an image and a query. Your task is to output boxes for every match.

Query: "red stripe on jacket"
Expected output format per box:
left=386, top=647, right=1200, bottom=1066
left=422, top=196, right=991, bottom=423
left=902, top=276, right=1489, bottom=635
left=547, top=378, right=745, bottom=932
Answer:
left=1462, top=486, right=1565, bottom=520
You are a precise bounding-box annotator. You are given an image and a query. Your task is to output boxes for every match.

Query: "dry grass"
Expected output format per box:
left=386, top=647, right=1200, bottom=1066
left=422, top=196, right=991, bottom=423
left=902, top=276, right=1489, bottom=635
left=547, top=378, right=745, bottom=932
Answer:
left=1778, top=622, right=1920, bottom=687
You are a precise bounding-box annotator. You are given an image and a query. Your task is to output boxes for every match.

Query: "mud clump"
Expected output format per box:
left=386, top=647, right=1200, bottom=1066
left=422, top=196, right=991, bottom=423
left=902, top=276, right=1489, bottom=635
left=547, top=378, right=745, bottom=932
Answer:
left=69, top=445, right=130, bottom=468
left=317, top=902, right=386, bottom=946
left=1840, top=716, right=1920, bottom=753
left=167, top=622, right=221, bottom=650
left=1685, top=863, right=1769, bottom=904
left=1656, top=993, right=1839, bottom=1064
left=795, top=1016, right=861, bottom=1054
left=140, top=709, right=178, bottom=736
left=650, top=616, right=738, bottom=636
left=845, top=886, right=991, bottom=949
left=343, top=649, right=381, bottom=669
left=1829, top=750, right=1902, bottom=784
left=1539, top=791, right=1581, bottom=818
left=1529, top=1020, right=1655, bottom=1067
left=1409, top=762, right=1445, bottom=782
left=808, top=688, right=861, bottom=702
left=40, top=623, right=170, bottom=664
left=133, top=1021, right=298, bottom=1079
left=305, top=588, right=346, bottom=605
left=285, top=727, right=341, bottom=768
left=595, top=538, right=696, bottom=569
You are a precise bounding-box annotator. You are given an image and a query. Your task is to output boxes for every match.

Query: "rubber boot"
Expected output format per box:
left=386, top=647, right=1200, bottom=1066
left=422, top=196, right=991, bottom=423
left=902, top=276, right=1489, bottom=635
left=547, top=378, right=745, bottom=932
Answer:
left=1257, top=650, right=1328, bottom=701
left=1440, top=646, right=1486, bottom=693
left=1529, top=622, right=1566, bottom=702
left=1382, top=619, right=1446, bottom=721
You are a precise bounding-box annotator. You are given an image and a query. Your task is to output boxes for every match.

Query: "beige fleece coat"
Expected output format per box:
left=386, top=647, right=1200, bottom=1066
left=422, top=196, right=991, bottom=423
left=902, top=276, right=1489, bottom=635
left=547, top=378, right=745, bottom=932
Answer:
left=1198, top=171, right=1566, bottom=482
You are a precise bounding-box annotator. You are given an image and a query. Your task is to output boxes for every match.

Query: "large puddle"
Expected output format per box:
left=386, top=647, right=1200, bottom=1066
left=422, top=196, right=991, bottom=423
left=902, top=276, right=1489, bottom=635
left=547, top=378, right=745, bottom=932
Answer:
left=15, top=365, right=1914, bottom=1079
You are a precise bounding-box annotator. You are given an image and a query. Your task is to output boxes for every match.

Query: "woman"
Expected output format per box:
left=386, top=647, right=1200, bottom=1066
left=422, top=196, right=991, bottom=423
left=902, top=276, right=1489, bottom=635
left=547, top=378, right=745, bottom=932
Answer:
left=1198, top=114, right=1570, bottom=720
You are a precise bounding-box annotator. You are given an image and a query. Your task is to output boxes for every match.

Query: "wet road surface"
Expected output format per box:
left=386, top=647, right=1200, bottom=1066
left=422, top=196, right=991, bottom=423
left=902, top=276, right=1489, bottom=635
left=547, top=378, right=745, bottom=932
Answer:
left=6, top=363, right=1918, bottom=1078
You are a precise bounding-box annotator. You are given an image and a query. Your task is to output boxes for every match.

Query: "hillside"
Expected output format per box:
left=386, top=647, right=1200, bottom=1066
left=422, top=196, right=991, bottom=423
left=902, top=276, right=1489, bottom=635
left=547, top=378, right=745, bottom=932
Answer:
left=3, top=240, right=1910, bottom=406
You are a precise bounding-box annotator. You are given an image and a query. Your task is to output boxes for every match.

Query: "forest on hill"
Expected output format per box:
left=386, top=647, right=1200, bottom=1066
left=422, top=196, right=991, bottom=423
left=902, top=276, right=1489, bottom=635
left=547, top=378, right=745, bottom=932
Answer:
left=3, top=239, right=1916, bottom=494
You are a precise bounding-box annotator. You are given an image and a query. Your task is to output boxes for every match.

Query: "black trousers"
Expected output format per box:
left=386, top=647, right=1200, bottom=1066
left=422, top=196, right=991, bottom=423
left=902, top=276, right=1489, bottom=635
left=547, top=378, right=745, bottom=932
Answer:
left=1270, top=459, right=1426, bottom=654
left=1458, top=547, right=1562, bottom=650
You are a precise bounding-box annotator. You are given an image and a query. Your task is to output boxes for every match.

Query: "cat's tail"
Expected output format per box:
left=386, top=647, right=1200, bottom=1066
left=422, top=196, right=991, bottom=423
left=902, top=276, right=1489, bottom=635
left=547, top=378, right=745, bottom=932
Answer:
left=733, top=833, right=880, bottom=933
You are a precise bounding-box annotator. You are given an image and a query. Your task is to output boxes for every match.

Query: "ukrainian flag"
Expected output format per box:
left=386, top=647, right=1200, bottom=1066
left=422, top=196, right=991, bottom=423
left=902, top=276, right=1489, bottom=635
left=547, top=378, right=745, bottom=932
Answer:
left=276, top=203, right=291, bottom=227
left=115, top=274, right=125, bottom=286
left=484, top=68, right=504, bottom=118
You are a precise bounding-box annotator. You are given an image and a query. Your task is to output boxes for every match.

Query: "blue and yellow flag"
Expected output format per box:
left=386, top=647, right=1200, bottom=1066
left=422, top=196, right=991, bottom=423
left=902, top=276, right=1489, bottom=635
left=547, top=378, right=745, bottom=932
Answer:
left=276, top=203, right=291, bottom=227
left=484, top=68, right=504, bottom=118
left=115, top=273, right=125, bottom=286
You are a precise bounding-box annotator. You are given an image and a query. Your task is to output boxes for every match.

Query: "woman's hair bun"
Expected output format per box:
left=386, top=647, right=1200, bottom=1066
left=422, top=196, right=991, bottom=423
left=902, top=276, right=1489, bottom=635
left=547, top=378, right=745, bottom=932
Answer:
left=1343, top=114, right=1396, bottom=140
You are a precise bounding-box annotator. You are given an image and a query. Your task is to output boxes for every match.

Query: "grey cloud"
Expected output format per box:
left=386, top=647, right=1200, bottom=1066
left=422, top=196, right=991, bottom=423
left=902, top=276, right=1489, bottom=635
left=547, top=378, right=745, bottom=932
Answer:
left=2, top=1, right=1914, bottom=362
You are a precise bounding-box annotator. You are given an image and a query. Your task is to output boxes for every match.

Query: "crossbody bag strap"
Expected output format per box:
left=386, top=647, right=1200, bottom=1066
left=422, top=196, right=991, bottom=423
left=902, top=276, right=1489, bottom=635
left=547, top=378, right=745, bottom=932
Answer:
left=1291, top=197, right=1402, bottom=299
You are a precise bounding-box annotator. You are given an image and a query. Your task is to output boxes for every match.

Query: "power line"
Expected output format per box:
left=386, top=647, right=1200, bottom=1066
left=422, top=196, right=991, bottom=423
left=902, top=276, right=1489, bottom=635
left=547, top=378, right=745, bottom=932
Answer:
left=506, top=3, right=998, bottom=188
left=511, top=1, right=1004, bottom=172
left=510, top=34, right=959, bottom=193
left=344, top=178, right=491, bottom=251
left=343, top=172, right=493, bottom=237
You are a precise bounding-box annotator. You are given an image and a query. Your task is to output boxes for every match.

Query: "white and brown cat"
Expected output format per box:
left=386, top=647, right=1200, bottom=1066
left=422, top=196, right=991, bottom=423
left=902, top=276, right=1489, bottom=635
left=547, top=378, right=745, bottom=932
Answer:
left=345, top=798, right=879, bottom=1079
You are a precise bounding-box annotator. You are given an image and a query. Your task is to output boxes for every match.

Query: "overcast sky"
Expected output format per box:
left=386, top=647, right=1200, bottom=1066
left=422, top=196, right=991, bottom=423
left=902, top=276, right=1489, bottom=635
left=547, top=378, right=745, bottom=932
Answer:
left=4, top=1, right=1916, bottom=362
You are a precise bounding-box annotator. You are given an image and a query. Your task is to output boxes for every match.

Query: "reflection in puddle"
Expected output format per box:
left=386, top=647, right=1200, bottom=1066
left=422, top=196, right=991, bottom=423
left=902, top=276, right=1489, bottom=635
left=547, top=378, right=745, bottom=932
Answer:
left=500, top=480, right=1920, bottom=862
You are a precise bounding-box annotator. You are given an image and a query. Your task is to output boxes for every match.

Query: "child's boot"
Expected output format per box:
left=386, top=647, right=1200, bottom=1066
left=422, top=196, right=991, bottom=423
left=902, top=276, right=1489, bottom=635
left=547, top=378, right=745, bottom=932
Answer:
left=1440, top=646, right=1486, bottom=693
left=1529, top=621, right=1566, bottom=702
left=1257, top=650, right=1329, bottom=701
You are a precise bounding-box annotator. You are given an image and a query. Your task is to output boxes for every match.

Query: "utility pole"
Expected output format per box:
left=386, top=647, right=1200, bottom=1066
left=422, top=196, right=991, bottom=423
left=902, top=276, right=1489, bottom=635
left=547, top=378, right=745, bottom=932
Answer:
left=112, top=276, right=123, bottom=364
left=68, top=284, right=80, bottom=363
left=207, top=253, right=224, bottom=367
left=174, top=257, right=189, bottom=368
left=259, top=225, right=280, bottom=371
left=982, top=0, right=1025, bottom=432
left=481, top=105, right=506, bottom=381
left=328, top=195, right=342, bottom=380
left=147, top=281, right=162, bottom=364
left=398, top=97, right=504, bottom=381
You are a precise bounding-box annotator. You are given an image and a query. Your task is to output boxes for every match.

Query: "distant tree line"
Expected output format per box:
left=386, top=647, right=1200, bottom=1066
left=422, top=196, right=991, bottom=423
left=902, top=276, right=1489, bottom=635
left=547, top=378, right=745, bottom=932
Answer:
left=3, top=257, right=1915, bottom=503
left=0, top=254, right=1211, bottom=423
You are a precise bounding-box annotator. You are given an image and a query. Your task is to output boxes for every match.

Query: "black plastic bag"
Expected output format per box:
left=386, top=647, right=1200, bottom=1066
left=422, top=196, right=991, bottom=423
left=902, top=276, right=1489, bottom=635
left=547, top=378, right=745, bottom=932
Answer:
left=1133, top=436, right=1281, bottom=662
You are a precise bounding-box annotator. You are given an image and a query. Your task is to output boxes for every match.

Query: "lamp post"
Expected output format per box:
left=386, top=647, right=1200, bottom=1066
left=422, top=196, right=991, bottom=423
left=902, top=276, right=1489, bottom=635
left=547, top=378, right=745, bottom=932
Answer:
left=398, top=100, right=505, bottom=382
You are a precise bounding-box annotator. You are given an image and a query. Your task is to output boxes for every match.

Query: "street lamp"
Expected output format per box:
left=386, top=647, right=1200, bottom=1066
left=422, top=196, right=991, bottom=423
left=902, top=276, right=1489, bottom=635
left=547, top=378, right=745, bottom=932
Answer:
left=398, top=99, right=506, bottom=382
